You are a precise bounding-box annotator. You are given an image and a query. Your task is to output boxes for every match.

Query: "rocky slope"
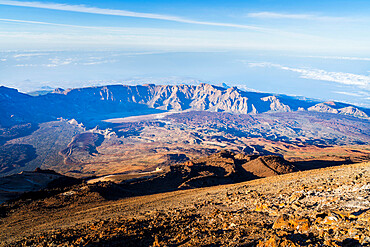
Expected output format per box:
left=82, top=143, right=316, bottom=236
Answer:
left=60, top=132, right=104, bottom=165
left=1, top=161, right=368, bottom=246
left=0, top=151, right=295, bottom=205
left=115, top=151, right=297, bottom=194
left=308, top=102, right=369, bottom=118
left=0, top=168, right=79, bottom=204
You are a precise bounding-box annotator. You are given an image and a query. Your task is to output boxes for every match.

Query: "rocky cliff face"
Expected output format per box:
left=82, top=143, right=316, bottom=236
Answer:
left=308, top=102, right=369, bottom=118
left=1, top=84, right=369, bottom=127
left=56, top=84, right=254, bottom=113
left=261, top=96, right=292, bottom=112
left=52, top=84, right=370, bottom=118
left=51, top=83, right=370, bottom=118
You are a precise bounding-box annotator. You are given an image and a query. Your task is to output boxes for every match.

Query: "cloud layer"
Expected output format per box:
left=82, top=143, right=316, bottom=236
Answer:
left=247, top=12, right=350, bottom=22
left=303, top=55, right=370, bottom=61
left=248, top=62, right=370, bottom=89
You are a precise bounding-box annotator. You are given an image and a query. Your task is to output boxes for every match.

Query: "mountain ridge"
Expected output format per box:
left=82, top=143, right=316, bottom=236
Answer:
left=1, top=83, right=369, bottom=128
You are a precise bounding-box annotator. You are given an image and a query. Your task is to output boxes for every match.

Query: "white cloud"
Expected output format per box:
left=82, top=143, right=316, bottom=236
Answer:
left=15, top=63, right=37, bottom=67
left=247, top=12, right=350, bottom=22
left=81, top=60, right=117, bottom=65
left=122, top=76, right=205, bottom=86
left=248, top=62, right=370, bottom=89
left=0, top=29, right=304, bottom=51
left=14, top=55, right=118, bottom=67
left=333, top=91, right=364, bottom=97
left=46, top=58, right=73, bottom=67
left=15, top=57, right=74, bottom=67
left=303, top=55, right=370, bottom=61
left=247, top=62, right=273, bottom=68
left=233, top=84, right=261, bottom=93
left=0, top=0, right=266, bottom=31
left=13, top=52, right=49, bottom=58
left=0, top=18, right=107, bottom=30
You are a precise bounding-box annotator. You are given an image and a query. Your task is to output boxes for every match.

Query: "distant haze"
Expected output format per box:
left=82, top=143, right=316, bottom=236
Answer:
left=0, top=51, right=369, bottom=108
left=0, top=0, right=369, bottom=107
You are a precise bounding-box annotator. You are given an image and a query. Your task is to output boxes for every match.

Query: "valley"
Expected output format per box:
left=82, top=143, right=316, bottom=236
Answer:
left=2, top=109, right=369, bottom=178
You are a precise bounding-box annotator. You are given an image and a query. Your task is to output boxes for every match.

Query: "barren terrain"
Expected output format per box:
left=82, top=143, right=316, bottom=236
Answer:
left=1, top=84, right=369, bottom=178
left=0, top=83, right=369, bottom=246
left=1, top=161, right=369, bottom=246
left=2, top=111, right=369, bottom=178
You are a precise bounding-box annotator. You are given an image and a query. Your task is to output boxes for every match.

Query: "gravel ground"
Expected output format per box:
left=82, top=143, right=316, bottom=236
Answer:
left=1, top=162, right=369, bottom=246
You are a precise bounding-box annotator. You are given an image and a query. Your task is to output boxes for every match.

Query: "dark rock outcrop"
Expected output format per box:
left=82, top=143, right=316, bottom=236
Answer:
left=0, top=168, right=80, bottom=204
left=308, top=102, right=369, bottom=118
left=123, top=151, right=296, bottom=193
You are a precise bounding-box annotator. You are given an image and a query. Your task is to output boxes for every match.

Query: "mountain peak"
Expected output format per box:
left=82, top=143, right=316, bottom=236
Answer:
left=52, top=88, right=66, bottom=94
left=1, top=84, right=369, bottom=127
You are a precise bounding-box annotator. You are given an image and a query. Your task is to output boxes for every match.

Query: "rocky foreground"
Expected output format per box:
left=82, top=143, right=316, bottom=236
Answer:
left=1, top=161, right=369, bottom=246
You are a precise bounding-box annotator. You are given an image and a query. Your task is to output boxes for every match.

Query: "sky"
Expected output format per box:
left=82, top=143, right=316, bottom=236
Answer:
left=1, top=0, right=370, bottom=52
left=0, top=0, right=370, bottom=107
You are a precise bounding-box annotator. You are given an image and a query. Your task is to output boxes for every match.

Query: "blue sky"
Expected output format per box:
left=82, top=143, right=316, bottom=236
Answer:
left=0, top=0, right=370, bottom=107
left=1, top=0, right=370, bottom=52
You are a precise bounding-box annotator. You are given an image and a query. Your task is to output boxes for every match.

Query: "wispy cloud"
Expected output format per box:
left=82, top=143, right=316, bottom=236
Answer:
left=0, top=18, right=170, bottom=33
left=15, top=63, right=38, bottom=67
left=46, top=57, right=73, bottom=67
left=14, top=55, right=117, bottom=67
left=0, top=17, right=109, bottom=30
left=2, top=17, right=265, bottom=35
left=0, top=17, right=322, bottom=48
left=247, top=12, right=350, bottom=22
left=248, top=62, right=370, bottom=89
left=333, top=91, right=369, bottom=97
left=13, top=52, right=49, bottom=58
left=80, top=60, right=117, bottom=66
left=0, top=0, right=266, bottom=31
left=303, top=55, right=370, bottom=61
left=15, top=57, right=74, bottom=67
